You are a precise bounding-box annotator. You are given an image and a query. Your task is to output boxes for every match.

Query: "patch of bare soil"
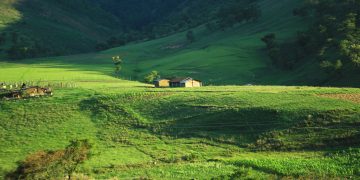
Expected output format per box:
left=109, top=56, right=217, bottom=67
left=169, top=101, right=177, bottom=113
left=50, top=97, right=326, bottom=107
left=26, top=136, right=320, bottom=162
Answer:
left=319, top=94, right=360, bottom=103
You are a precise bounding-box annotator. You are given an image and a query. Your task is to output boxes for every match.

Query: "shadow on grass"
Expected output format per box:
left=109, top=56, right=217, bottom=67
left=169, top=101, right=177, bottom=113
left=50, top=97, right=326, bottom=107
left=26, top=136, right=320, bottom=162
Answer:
left=150, top=108, right=298, bottom=146
left=79, top=94, right=300, bottom=147
left=78, top=93, right=360, bottom=150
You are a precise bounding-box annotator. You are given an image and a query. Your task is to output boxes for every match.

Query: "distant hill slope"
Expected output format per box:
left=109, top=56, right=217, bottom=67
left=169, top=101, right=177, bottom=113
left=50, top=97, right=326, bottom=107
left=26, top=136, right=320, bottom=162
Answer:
left=0, top=0, right=258, bottom=59
left=0, top=0, right=122, bottom=57
left=0, top=0, right=358, bottom=86
left=104, top=0, right=314, bottom=85
left=0, top=0, right=305, bottom=84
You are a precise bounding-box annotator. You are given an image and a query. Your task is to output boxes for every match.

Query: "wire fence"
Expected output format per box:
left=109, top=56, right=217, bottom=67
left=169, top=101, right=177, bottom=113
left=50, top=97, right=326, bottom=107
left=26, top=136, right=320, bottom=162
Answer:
left=0, top=81, right=78, bottom=90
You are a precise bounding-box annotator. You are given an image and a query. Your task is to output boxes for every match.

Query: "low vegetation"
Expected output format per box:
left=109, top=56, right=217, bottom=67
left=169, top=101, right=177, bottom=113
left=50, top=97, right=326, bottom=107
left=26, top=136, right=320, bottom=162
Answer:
left=6, top=140, right=92, bottom=179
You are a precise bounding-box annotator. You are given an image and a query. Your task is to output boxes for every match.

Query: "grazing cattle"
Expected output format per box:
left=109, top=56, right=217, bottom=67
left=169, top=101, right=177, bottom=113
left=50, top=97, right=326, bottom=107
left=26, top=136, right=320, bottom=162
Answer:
left=1, top=86, right=53, bottom=100
left=10, top=91, right=21, bottom=99
left=23, top=87, right=53, bottom=97
left=2, top=90, right=21, bottom=99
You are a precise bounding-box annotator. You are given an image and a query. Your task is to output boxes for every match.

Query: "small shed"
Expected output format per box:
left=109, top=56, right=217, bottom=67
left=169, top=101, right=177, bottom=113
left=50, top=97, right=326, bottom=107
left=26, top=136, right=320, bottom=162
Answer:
left=170, top=77, right=202, bottom=88
left=153, top=79, right=170, bottom=88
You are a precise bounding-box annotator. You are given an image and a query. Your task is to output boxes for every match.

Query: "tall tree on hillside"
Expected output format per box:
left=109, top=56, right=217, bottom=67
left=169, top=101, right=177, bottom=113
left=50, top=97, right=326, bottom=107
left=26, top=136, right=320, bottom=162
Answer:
left=144, top=71, right=160, bottom=83
left=11, top=32, right=18, bottom=44
left=0, top=33, right=6, bottom=46
left=293, top=0, right=360, bottom=72
left=112, top=56, right=123, bottom=75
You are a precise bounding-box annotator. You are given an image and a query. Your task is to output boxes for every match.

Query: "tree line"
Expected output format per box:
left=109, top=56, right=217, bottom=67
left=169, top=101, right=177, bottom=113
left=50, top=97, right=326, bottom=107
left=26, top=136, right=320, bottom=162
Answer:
left=0, top=31, right=51, bottom=60
left=1, top=0, right=262, bottom=59
left=262, top=0, right=360, bottom=78
left=96, top=0, right=261, bottom=51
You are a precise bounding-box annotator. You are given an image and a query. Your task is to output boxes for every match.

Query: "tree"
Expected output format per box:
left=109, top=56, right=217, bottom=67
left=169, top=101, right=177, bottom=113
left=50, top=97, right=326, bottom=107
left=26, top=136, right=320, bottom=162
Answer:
left=6, top=140, right=92, bottom=180
left=216, top=2, right=261, bottom=29
left=290, top=0, right=360, bottom=77
left=95, top=43, right=109, bottom=51
left=320, top=60, right=343, bottom=74
left=112, top=56, right=123, bottom=75
left=7, top=45, right=34, bottom=60
left=107, top=36, right=118, bottom=47
left=186, top=30, right=195, bottom=43
left=144, top=71, right=160, bottom=83
left=261, top=33, right=284, bottom=67
left=0, top=33, right=6, bottom=46
left=261, top=33, right=276, bottom=48
left=62, top=140, right=92, bottom=180
left=340, top=40, right=360, bottom=66
left=11, top=32, right=18, bottom=44
left=334, top=60, right=343, bottom=71
left=293, top=7, right=309, bottom=17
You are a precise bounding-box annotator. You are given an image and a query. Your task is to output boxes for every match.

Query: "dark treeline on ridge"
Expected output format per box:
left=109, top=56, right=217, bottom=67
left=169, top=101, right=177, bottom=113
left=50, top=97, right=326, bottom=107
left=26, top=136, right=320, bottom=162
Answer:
left=94, top=0, right=260, bottom=51
left=0, top=0, right=260, bottom=59
left=1, top=0, right=358, bottom=86
left=262, top=0, right=360, bottom=83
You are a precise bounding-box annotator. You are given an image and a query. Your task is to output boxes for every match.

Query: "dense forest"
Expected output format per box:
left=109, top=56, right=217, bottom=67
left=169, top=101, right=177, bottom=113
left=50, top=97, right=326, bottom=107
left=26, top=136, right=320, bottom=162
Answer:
left=263, top=0, right=360, bottom=80
left=0, top=0, right=260, bottom=59
left=2, top=0, right=359, bottom=84
left=94, top=0, right=260, bottom=51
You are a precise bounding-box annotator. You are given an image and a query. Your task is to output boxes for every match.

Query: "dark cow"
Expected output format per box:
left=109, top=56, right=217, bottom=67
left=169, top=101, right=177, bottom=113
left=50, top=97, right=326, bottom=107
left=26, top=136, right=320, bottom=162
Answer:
left=2, top=90, right=22, bottom=100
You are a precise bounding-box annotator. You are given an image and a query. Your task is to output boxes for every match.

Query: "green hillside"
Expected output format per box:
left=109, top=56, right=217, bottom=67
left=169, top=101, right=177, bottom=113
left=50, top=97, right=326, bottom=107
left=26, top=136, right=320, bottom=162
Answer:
left=1, top=82, right=360, bottom=179
left=0, top=0, right=360, bottom=179
left=0, top=0, right=358, bottom=86
left=0, top=0, right=122, bottom=57
left=0, top=0, right=259, bottom=59
left=111, top=0, right=310, bottom=85
left=0, top=0, right=318, bottom=86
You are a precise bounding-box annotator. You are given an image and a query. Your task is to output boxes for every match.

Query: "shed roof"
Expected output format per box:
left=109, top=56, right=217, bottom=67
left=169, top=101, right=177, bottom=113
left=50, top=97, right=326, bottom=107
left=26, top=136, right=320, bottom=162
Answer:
left=170, top=77, right=202, bottom=83
left=154, top=79, right=170, bottom=82
left=170, top=77, right=191, bottom=83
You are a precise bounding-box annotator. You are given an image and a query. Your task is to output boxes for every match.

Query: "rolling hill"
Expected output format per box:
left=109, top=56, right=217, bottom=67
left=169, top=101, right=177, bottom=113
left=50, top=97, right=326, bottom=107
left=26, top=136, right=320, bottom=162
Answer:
left=0, top=0, right=258, bottom=59
left=0, top=0, right=360, bottom=179
left=0, top=0, right=122, bottom=57
left=1, top=83, right=360, bottom=179
left=0, top=0, right=359, bottom=86
left=2, top=0, right=354, bottom=86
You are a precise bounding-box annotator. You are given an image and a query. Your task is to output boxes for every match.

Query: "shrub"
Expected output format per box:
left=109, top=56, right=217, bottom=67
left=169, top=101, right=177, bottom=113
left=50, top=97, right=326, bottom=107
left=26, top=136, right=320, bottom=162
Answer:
left=6, top=139, right=92, bottom=179
left=181, top=153, right=200, bottom=162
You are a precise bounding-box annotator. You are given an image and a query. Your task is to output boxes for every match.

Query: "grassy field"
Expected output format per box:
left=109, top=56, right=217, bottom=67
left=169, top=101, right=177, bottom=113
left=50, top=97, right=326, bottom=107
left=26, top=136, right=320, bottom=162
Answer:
left=0, top=0, right=360, bottom=179
left=1, top=59, right=360, bottom=178
left=0, top=80, right=360, bottom=179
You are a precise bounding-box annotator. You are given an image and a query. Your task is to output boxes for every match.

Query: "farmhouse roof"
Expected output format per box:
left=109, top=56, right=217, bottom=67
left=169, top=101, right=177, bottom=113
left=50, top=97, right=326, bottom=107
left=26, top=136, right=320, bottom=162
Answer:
left=154, top=78, right=170, bottom=82
left=170, top=77, right=191, bottom=83
left=170, top=77, right=202, bottom=83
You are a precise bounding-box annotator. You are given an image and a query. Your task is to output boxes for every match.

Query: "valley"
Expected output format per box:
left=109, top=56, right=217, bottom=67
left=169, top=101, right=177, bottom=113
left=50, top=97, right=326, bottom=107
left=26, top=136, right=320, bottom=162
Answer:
left=0, top=0, right=359, bottom=179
